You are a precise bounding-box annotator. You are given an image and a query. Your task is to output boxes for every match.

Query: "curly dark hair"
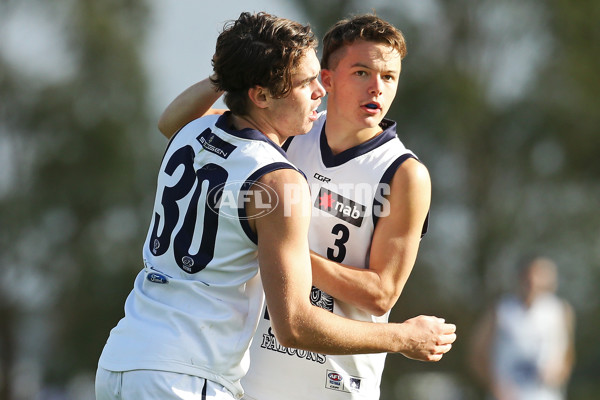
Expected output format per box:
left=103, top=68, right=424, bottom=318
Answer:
left=210, top=12, right=318, bottom=115
left=321, top=14, right=407, bottom=70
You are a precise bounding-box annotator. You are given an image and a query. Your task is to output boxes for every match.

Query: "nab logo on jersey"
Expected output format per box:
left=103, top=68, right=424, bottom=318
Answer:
left=314, top=187, right=365, bottom=227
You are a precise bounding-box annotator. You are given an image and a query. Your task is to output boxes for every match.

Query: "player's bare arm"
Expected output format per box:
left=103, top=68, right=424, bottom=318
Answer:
left=310, top=157, right=431, bottom=316
left=157, top=77, right=225, bottom=138
left=248, top=168, right=454, bottom=359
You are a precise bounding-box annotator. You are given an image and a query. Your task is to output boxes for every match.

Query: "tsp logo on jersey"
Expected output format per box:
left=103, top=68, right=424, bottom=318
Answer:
left=196, top=128, right=237, bottom=159
left=314, top=187, right=365, bottom=227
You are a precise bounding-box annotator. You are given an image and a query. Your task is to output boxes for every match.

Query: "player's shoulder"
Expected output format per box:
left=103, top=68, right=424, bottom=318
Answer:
left=257, top=166, right=306, bottom=190
left=168, top=113, right=221, bottom=145
left=181, top=113, right=221, bottom=133
left=390, top=156, right=430, bottom=189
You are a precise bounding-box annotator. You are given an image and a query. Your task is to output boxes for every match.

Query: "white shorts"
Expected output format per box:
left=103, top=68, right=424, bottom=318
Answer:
left=95, top=367, right=235, bottom=400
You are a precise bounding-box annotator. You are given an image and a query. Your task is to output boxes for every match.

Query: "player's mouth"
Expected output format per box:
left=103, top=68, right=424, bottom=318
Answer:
left=308, top=103, right=320, bottom=122
left=361, top=101, right=382, bottom=114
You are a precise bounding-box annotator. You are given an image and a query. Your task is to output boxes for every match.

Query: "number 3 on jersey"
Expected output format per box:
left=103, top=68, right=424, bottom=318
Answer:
left=148, top=145, right=228, bottom=274
left=327, top=223, right=350, bottom=262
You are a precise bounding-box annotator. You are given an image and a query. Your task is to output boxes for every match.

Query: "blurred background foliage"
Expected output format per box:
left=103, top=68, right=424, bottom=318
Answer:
left=0, top=0, right=598, bottom=399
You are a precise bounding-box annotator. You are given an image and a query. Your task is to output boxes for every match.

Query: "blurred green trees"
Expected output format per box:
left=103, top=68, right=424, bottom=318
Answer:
left=0, top=0, right=156, bottom=398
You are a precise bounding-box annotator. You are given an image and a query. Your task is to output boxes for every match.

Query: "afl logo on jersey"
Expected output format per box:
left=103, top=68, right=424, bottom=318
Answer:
left=207, top=180, right=279, bottom=220
left=328, top=372, right=342, bottom=382
left=326, top=371, right=343, bottom=390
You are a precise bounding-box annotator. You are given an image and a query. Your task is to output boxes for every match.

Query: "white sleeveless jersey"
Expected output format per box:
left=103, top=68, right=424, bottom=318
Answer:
left=242, top=112, right=424, bottom=400
left=98, top=113, right=298, bottom=399
left=492, top=293, right=570, bottom=400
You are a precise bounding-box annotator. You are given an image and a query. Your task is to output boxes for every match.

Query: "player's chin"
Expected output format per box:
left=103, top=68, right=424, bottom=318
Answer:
left=300, top=117, right=317, bottom=134
left=360, top=117, right=383, bottom=129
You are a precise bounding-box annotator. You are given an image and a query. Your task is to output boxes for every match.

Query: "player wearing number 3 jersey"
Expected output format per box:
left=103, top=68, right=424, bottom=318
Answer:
left=241, top=17, right=435, bottom=399
left=242, top=112, right=423, bottom=399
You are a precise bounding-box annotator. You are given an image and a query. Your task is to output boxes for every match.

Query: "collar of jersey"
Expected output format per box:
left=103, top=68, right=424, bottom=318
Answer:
left=215, top=112, right=289, bottom=159
left=320, top=118, right=398, bottom=167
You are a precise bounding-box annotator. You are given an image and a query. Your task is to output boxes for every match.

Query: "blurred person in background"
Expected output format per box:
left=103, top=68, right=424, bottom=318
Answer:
left=469, top=255, right=575, bottom=400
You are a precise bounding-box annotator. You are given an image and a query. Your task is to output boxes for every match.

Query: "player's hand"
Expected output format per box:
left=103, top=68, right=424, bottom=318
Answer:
left=398, top=315, right=457, bottom=362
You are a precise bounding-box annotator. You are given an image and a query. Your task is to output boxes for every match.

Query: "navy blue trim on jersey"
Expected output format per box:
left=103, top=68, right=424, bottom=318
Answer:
left=238, top=162, right=300, bottom=244
left=160, top=126, right=184, bottom=165
left=320, top=119, right=398, bottom=167
left=161, top=114, right=221, bottom=164
left=216, top=112, right=289, bottom=159
left=371, top=153, right=430, bottom=238
left=282, top=136, right=294, bottom=152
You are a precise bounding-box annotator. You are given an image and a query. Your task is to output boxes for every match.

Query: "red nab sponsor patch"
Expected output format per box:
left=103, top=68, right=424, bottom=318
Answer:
left=314, top=187, right=365, bottom=227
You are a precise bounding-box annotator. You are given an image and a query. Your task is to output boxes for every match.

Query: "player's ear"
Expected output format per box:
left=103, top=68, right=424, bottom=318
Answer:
left=247, top=85, right=270, bottom=109
left=320, top=69, right=333, bottom=92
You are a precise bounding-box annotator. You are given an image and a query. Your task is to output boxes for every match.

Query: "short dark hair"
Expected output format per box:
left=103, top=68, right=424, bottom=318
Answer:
left=321, top=14, right=407, bottom=70
left=210, top=12, right=318, bottom=115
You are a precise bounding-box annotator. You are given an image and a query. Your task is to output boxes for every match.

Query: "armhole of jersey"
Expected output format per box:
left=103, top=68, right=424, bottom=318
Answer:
left=161, top=116, right=206, bottom=163
left=159, top=126, right=184, bottom=163
left=239, top=162, right=300, bottom=244
left=372, top=154, right=429, bottom=237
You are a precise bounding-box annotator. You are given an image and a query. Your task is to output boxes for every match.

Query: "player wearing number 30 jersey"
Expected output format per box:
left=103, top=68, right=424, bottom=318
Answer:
left=98, top=114, right=298, bottom=396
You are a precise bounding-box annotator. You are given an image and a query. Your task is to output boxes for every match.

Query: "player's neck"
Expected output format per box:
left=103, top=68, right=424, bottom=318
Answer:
left=229, top=113, right=286, bottom=147
left=324, top=119, right=382, bottom=155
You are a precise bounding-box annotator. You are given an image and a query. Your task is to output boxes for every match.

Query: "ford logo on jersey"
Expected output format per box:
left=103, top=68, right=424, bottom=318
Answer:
left=147, top=272, right=169, bottom=284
